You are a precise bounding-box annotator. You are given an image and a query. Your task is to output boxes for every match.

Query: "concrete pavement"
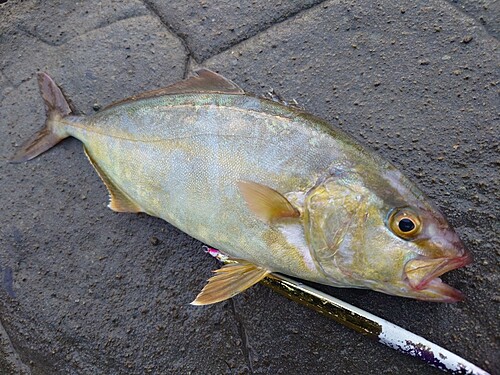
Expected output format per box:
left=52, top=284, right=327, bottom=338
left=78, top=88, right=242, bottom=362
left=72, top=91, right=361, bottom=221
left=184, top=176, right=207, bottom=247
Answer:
left=0, top=0, right=498, bottom=374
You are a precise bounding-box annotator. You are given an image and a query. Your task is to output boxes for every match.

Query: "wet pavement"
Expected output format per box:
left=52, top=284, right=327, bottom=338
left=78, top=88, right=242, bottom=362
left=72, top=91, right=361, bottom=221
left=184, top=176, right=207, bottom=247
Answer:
left=0, top=0, right=498, bottom=374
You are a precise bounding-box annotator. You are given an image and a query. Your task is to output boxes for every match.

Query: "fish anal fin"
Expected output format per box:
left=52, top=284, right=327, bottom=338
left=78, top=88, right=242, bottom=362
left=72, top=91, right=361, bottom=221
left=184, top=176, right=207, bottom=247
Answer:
left=191, top=261, right=270, bottom=305
left=103, top=69, right=244, bottom=110
left=237, top=180, right=300, bottom=223
left=84, top=147, right=142, bottom=213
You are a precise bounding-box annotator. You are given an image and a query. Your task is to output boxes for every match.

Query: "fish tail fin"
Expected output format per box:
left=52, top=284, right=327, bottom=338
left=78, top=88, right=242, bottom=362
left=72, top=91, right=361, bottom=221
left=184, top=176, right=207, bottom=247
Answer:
left=10, top=72, right=73, bottom=163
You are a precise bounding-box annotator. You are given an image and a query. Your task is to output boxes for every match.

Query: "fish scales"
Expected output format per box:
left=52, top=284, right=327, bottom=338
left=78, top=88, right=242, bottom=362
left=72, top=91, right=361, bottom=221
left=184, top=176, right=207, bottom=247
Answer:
left=11, top=70, right=471, bottom=304
left=70, top=93, right=356, bottom=281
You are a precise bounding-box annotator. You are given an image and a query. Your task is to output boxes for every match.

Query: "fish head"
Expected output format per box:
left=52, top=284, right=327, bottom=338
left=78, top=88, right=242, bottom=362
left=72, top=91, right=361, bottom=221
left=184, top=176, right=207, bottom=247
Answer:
left=381, top=205, right=471, bottom=302
left=303, top=168, right=471, bottom=302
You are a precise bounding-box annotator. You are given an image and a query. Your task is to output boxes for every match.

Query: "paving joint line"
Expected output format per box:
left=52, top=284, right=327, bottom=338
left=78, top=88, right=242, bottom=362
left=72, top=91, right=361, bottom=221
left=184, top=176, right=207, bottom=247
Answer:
left=229, top=299, right=254, bottom=374
left=15, top=25, right=58, bottom=47
left=141, top=0, right=193, bottom=78
left=15, top=14, right=152, bottom=49
left=441, top=0, right=499, bottom=41
left=0, top=316, right=31, bottom=374
left=199, top=0, right=330, bottom=63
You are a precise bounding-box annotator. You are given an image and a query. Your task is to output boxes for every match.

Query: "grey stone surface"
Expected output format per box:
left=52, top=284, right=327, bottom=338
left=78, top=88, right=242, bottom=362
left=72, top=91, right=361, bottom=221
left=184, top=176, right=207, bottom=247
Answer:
left=0, top=319, right=30, bottom=375
left=0, top=4, right=187, bottom=113
left=444, top=0, right=500, bottom=39
left=12, top=0, right=150, bottom=46
left=143, top=0, right=326, bottom=61
left=0, top=0, right=498, bottom=374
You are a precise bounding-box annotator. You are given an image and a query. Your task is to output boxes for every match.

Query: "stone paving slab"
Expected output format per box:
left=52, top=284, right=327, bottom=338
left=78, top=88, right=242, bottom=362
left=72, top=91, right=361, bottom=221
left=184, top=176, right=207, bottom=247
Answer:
left=144, top=0, right=326, bottom=61
left=444, top=0, right=500, bottom=39
left=13, top=0, right=150, bottom=46
left=0, top=0, right=498, bottom=374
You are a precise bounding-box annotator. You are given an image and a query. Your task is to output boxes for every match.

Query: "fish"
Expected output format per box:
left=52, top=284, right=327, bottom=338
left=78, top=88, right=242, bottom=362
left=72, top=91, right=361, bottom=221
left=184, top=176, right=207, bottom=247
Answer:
left=11, top=69, right=472, bottom=305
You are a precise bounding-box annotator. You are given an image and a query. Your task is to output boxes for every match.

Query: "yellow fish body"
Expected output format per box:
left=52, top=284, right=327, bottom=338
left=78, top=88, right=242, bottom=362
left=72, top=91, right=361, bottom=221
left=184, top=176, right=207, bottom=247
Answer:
left=12, top=70, right=471, bottom=304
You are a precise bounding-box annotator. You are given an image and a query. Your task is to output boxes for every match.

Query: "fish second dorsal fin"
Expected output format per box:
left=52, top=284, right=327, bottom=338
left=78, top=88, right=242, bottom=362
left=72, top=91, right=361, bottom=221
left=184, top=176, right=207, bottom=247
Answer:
left=84, top=147, right=142, bottom=213
left=103, top=69, right=244, bottom=110
left=191, top=261, right=270, bottom=305
left=165, top=69, right=245, bottom=95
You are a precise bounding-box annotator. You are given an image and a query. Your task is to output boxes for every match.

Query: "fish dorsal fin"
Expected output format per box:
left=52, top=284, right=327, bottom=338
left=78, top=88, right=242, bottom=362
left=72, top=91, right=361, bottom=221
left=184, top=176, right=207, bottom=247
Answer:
left=84, top=147, right=142, bottom=213
left=103, top=69, right=244, bottom=110
left=163, top=69, right=245, bottom=95
left=237, top=180, right=300, bottom=223
left=191, top=261, right=270, bottom=305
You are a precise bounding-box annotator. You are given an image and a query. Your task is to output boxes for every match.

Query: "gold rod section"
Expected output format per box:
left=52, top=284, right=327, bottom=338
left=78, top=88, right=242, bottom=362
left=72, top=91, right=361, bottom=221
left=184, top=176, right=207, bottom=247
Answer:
left=261, top=274, right=382, bottom=338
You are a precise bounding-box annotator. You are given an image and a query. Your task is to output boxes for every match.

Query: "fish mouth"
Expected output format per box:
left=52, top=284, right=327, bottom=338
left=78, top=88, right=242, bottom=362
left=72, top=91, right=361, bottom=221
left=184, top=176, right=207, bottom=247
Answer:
left=404, top=253, right=472, bottom=302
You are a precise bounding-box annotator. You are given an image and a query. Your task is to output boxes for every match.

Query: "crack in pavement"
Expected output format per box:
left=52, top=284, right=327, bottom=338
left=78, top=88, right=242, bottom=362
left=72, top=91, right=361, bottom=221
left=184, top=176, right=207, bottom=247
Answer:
left=142, top=0, right=330, bottom=67
left=441, top=0, right=499, bottom=41
left=0, top=317, right=31, bottom=374
left=142, top=0, right=192, bottom=78
left=15, top=14, right=154, bottom=49
left=206, top=0, right=330, bottom=61
left=14, top=25, right=58, bottom=47
left=200, top=0, right=330, bottom=65
left=229, top=299, right=254, bottom=374
left=0, top=296, right=131, bottom=374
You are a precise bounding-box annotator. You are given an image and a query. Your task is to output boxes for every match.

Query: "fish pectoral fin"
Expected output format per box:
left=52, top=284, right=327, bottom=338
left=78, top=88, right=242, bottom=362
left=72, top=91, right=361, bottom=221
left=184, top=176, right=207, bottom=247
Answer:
left=84, top=147, right=142, bottom=213
left=237, top=180, right=300, bottom=223
left=191, top=261, right=270, bottom=305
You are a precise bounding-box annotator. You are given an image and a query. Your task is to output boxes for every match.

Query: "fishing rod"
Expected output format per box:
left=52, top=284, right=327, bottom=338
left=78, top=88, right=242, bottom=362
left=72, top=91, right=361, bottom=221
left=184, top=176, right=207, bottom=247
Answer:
left=204, top=247, right=490, bottom=375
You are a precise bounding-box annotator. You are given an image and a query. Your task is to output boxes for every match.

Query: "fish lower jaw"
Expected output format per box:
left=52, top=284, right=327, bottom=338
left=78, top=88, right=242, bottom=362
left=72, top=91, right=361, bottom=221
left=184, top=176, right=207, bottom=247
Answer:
left=403, top=253, right=471, bottom=301
left=411, top=278, right=465, bottom=302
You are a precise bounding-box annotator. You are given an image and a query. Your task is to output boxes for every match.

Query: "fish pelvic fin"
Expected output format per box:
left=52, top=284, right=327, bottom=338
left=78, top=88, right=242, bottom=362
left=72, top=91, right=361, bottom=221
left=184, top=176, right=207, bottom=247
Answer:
left=10, top=72, right=72, bottom=163
left=83, top=147, right=143, bottom=213
left=237, top=180, right=300, bottom=223
left=191, top=261, right=270, bottom=305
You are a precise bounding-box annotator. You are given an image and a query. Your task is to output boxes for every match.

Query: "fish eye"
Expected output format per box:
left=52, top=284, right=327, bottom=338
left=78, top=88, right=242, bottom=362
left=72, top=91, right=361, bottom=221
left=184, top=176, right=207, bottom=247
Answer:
left=388, top=208, right=421, bottom=240
left=398, top=218, right=415, bottom=232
